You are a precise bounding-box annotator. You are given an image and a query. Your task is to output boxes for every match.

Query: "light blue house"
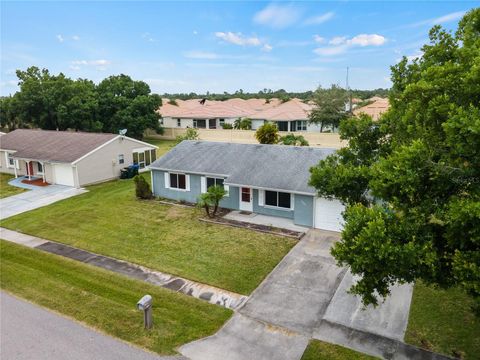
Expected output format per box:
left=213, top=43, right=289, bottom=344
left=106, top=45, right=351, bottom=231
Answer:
left=149, top=141, right=345, bottom=231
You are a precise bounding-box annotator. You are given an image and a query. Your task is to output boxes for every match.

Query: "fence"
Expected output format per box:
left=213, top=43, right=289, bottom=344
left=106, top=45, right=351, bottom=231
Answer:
left=145, top=128, right=346, bottom=149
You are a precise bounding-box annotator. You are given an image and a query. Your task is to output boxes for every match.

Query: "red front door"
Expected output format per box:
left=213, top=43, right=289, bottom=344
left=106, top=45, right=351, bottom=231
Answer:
left=28, top=161, right=34, bottom=176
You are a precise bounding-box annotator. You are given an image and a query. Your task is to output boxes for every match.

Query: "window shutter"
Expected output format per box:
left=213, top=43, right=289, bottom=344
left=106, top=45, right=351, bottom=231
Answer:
left=201, top=176, right=206, bottom=193
left=224, top=184, right=229, bottom=197
left=259, top=189, right=264, bottom=206
left=185, top=175, right=190, bottom=191
left=164, top=172, right=169, bottom=188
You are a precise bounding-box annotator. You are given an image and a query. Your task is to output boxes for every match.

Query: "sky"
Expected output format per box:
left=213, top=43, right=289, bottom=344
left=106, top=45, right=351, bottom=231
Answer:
left=1, top=1, right=477, bottom=95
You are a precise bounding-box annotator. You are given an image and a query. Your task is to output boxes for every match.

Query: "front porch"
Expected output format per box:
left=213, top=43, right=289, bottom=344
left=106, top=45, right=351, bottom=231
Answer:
left=223, top=210, right=309, bottom=233
left=12, top=158, right=47, bottom=183
left=8, top=176, right=49, bottom=190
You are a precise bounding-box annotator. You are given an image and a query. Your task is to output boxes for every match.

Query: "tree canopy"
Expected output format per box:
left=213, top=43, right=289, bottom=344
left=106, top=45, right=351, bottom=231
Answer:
left=309, top=9, right=480, bottom=312
left=309, top=85, right=349, bottom=132
left=0, top=67, right=162, bottom=138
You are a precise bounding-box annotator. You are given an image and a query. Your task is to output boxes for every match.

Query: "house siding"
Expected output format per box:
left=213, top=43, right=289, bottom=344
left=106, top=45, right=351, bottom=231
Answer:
left=151, top=170, right=315, bottom=227
left=294, top=194, right=314, bottom=227
left=151, top=170, right=240, bottom=209
left=75, top=137, right=156, bottom=187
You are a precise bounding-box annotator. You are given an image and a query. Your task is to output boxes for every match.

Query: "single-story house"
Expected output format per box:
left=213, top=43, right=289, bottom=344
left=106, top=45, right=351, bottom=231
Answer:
left=149, top=141, right=345, bottom=231
left=0, top=129, right=157, bottom=188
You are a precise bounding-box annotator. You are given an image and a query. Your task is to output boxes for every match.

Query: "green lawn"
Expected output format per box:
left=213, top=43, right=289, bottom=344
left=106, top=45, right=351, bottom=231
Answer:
left=2, top=175, right=295, bottom=294
left=405, top=281, right=480, bottom=359
left=301, top=340, right=378, bottom=360
left=143, top=138, right=176, bottom=157
left=0, top=173, right=26, bottom=198
left=0, top=240, right=231, bottom=355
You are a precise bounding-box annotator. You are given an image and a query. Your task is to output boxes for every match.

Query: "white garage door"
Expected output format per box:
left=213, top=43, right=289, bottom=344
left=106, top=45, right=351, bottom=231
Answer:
left=53, top=164, right=75, bottom=187
left=314, top=197, right=345, bottom=232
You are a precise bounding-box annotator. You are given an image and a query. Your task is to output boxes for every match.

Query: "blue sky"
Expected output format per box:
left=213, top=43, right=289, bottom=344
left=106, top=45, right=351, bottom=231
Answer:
left=1, top=1, right=477, bottom=95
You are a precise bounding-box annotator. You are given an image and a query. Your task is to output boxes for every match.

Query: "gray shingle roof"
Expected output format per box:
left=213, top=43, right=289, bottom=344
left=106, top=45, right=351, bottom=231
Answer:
left=149, top=141, right=335, bottom=194
left=0, top=129, right=118, bottom=163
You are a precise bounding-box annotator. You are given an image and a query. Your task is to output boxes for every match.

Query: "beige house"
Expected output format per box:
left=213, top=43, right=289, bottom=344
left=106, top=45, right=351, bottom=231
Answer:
left=0, top=129, right=157, bottom=188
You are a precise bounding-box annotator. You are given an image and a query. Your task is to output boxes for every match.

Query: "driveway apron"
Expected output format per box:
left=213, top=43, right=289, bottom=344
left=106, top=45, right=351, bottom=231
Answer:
left=0, top=184, right=86, bottom=220
left=179, top=229, right=414, bottom=360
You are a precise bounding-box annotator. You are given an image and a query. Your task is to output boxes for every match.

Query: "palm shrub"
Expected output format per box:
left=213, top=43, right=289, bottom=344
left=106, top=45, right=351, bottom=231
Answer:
left=175, top=128, right=199, bottom=144
left=197, top=185, right=227, bottom=218
left=279, top=134, right=309, bottom=146
left=134, top=175, right=152, bottom=199
left=255, top=122, right=279, bottom=144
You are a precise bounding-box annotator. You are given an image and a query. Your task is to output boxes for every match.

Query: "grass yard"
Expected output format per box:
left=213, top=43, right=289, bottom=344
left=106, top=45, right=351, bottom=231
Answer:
left=0, top=240, right=231, bottom=355
left=0, top=173, right=26, bottom=198
left=301, top=340, right=378, bottom=360
left=143, top=138, right=176, bottom=157
left=405, top=281, right=480, bottom=359
left=2, top=175, right=296, bottom=295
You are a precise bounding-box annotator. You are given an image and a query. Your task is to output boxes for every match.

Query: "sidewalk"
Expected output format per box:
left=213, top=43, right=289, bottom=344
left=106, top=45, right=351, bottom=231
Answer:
left=0, top=227, right=247, bottom=310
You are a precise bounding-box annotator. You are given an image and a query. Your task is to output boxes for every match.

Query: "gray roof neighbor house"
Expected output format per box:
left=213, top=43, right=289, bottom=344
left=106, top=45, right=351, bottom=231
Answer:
left=149, top=141, right=334, bottom=194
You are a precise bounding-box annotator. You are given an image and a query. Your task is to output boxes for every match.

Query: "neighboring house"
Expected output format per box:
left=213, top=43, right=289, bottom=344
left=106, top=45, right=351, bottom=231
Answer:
left=353, top=97, right=390, bottom=120
left=149, top=141, right=345, bottom=231
left=0, top=129, right=157, bottom=188
left=249, top=98, right=320, bottom=131
left=159, top=98, right=323, bottom=132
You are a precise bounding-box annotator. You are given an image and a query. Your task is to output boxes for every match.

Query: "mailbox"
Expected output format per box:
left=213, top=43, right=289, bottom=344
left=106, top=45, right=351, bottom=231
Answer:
left=137, top=295, right=153, bottom=329
left=137, top=295, right=152, bottom=311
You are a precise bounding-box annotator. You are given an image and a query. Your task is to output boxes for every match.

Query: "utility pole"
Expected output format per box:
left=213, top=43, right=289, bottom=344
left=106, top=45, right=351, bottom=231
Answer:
left=346, top=67, right=352, bottom=115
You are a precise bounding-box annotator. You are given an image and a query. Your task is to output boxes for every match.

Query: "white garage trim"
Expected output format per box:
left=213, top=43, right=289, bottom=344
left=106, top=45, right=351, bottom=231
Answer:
left=314, top=197, right=345, bottom=232
left=53, top=164, right=75, bottom=187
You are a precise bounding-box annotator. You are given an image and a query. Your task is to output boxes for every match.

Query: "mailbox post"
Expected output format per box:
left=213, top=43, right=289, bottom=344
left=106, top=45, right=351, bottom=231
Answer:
left=137, top=295, right=153, bottom=329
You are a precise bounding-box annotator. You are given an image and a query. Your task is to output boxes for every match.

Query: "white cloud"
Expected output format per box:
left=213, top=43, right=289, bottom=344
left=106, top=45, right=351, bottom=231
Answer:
left=184, top=51, right=219, bottom=59
left=56, top=34, right=64, bottom=43
left=72, top=35, right=80, bottom=41
left=70, top=59, right=111, bottom=70
left=193, top=30, right=198, bottom=35
left=406, top=51, right=423, bottom=62
left=253, top=4, right=302, bottom=28
left=304, top=12, right=335, bottom=25
left=261, top=43, right=273, bottom=52
left=215, top=32, right=261, bottom=46
left=329, top=36, right=347, bottom=45
left=314, top=45, right=349, bottom=56
left=313, top=35, right=325, bottom=44
left=315, top=34, right=386, bottom=57
left=432, top=11, right=466, bottom=24
left=348, top=34, right=386, bottom=47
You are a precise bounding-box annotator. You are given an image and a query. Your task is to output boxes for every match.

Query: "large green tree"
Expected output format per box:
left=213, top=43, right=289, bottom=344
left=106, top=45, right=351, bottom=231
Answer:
left=309, top=84, right=348, bottom=132
left=0, top=68, right=162, bottom=138
left=309, top=9, right=480, bottom=312
left=96, top=74, right=162, bottom=138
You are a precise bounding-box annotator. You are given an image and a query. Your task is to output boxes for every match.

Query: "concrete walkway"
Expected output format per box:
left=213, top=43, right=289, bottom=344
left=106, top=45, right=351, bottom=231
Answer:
left=224, top=210, right=309, bottom=233
left=1, top=291, right=185, bottom=360
left=0, top=227, right=247, bottom=310
left=0, top=179, right=86, bottom=220
left=179, top=229, right=435, bottom=360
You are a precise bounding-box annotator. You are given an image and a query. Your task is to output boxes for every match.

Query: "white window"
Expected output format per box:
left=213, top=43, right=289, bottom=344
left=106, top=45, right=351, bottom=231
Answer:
left=206, top=177, right=224, bottom=189
left=177, top=119, right=181, bottom=127
left=167, top=172, right=189, bottom=191
left=37, top=162, right=44, bottom=174
left=6, top=153, right=17, bottom=169
left=219, top=119, right=225, bottom=127
left=296, top=120, right=307, bottom=131
left=133, top=149, right=156, bottom=169
left=118, top=154, right=124, bottom=165
left=265, top=190, right=292, bottom=209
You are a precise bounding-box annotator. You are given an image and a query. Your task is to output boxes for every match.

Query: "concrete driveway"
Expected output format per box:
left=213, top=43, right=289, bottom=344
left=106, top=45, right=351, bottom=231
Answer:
left=180, top=229, right=414, bottom=360
left=0, top=183, right=86, bottom=220
left=1, top=291, right=184, bottom=360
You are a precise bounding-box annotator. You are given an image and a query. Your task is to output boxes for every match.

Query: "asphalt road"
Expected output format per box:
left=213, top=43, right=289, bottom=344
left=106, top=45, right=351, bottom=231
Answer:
left=0, top=291, right=184, bottom=360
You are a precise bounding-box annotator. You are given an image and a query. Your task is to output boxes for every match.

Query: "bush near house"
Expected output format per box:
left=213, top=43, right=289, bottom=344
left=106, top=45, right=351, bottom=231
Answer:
left=134, top=175, right=152, bottom=199
left=255, top=122, right=279, bottom=144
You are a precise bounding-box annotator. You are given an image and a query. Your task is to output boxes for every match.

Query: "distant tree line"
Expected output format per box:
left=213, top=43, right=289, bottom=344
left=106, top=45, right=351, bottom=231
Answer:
left=161, top=87, right=389, bottom=102
left=0, top=67, right=162, bottom=139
